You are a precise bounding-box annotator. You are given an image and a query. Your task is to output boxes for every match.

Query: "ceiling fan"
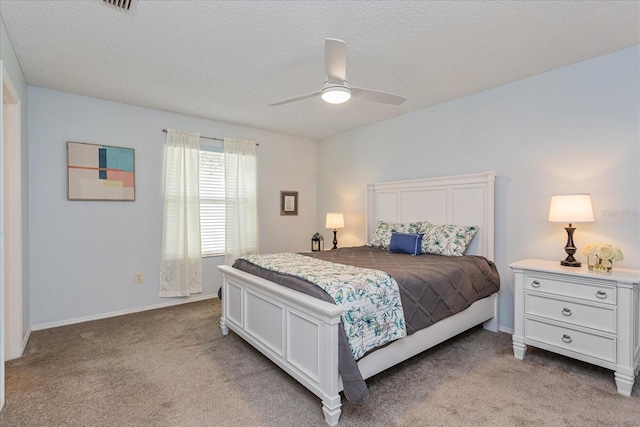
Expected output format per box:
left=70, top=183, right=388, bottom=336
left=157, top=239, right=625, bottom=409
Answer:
left=269, top=39, right=406, bottom=107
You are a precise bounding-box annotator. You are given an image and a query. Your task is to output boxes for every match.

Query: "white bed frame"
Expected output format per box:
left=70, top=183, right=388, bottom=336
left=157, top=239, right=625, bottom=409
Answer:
left=218, top=171, right=498, bottom=426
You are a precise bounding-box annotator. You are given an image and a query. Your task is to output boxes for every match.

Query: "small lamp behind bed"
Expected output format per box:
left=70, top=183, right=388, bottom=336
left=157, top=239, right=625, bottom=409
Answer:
left=325, top=212, right=345, bottom=250
left=548, top=194, right=594, bottom=267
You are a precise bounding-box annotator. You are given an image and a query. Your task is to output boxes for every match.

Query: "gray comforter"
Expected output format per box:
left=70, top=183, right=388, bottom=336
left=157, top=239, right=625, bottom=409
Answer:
left=232, top=246, right=500, bottom=403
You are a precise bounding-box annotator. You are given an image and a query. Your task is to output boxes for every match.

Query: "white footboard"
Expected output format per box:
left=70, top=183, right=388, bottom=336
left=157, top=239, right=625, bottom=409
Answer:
left=218, top=265, right=345, bottom=426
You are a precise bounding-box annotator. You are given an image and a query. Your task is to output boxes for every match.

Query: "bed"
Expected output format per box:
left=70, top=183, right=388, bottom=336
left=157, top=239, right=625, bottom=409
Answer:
left=218, top=171, right=499, bottom=426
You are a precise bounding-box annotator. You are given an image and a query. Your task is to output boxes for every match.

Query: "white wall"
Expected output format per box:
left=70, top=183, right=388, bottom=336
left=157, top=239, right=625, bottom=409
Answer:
left=28, top=87, right=317, bottom=328
left=0, top=12, right=29, bottom=342
left=317, top=46, right=640, bottom=332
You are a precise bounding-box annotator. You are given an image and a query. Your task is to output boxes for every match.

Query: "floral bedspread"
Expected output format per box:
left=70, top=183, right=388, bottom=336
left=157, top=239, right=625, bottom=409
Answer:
left=240, top=253, right=407, bottom=360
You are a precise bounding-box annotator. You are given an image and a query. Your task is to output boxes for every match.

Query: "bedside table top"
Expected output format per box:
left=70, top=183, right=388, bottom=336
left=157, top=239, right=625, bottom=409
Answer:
left=510, top=259, right=640, bottom=284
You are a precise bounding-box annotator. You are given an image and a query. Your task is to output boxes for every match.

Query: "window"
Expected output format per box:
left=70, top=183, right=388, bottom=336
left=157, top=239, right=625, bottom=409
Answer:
left=199, top=144, right=225, bottom=256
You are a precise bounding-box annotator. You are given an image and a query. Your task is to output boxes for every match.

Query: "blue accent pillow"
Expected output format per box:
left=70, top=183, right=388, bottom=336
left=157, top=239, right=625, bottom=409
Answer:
left=389, top=232, right=424, bottom=256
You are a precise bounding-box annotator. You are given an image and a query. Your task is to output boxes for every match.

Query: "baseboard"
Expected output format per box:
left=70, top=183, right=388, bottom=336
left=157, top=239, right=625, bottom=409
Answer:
left=499, top=325, right=514, bottom=335
left=31, top=294, right=217, bottom=332
left=29, top=294, right=514, bottom=335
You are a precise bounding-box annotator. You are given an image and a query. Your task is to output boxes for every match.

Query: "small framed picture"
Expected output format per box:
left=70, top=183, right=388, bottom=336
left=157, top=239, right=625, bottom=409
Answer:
left=280, top=191, right=298, bottom=216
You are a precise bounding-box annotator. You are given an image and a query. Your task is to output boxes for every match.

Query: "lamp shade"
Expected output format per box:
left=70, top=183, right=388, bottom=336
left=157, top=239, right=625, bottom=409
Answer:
left=325, top=212, right=345, bottom=229
left=548, top=194, right=594, bottom=223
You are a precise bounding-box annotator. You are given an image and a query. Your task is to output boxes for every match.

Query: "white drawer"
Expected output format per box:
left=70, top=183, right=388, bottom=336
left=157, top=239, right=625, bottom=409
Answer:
left=525, top=318, right=616, bottom=363
left=525, top=293, right=616, bottom=333
left=525, top=274, right=616, bottom=305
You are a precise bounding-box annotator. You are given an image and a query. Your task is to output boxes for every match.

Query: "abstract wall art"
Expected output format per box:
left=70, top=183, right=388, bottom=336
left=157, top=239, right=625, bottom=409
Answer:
left=67, top=141, right=135, bottom=201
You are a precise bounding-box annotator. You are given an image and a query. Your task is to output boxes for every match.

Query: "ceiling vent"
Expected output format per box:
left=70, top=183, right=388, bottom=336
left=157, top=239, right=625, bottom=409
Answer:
left=102, top=0, right=134, bottom=12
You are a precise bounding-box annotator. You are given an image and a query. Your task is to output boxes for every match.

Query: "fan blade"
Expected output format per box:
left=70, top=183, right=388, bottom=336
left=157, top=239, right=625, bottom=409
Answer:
left=269, top=91, right=322, bottom=106
left=325, top=38, right=347, bottom=83
left=351, top=87, right=406, bottom=105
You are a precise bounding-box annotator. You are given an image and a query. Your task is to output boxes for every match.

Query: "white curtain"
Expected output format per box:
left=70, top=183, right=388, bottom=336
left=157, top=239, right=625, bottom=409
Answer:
left=159, top=129, right=203, bottom=297
left=224, top=138, right=258, bottom=265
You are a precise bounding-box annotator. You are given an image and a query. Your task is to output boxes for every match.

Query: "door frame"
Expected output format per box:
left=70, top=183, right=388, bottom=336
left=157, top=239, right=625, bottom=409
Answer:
left=1, top=61, right=25, bottom=411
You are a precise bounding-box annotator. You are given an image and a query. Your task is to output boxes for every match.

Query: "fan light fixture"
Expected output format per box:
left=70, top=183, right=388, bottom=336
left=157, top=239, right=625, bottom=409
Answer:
left=321, top=86, right=351, bottom=104
left=269, top=39, right=406, bottom=107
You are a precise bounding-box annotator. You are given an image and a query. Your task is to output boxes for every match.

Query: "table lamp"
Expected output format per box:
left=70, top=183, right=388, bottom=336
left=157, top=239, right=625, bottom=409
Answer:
left=325, top=212, right=345, bottom=250
left=548, top=194, right=594, bottom=267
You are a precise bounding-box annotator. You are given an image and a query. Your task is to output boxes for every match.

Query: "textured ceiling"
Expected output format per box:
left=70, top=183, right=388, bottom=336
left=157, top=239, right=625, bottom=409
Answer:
left=1, top=1, right=638, bottom=140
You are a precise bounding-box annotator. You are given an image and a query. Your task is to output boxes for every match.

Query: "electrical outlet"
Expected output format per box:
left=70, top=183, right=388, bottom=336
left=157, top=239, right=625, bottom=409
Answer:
left=135, top=273, right=143, bottom=284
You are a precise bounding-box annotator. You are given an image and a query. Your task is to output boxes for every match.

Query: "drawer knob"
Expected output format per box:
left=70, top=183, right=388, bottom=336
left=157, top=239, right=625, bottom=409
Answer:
left=531, top=280, right=541, bottom=288
left=561, top=334, right=572, bottom=343
left=561, top=308, right=572, bottom=316
left=596, top=290, right=607, bottom=299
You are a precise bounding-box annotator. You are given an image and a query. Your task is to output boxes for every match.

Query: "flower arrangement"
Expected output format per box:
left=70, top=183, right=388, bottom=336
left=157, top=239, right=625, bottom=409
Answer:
left=581, top=242, right=623, bottom=272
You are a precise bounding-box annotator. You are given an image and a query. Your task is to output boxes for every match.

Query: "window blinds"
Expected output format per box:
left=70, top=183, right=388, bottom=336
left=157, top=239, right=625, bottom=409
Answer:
left=199, top=145, right=225, bottom=256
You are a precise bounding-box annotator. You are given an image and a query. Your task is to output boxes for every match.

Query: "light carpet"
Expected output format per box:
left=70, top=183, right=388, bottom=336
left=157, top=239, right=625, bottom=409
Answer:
left=1, top=299, right=638, bottom=426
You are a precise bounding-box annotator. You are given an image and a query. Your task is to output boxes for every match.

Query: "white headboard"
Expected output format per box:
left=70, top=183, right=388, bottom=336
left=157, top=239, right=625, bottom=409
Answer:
left=366, top=172, right=496, bottom=260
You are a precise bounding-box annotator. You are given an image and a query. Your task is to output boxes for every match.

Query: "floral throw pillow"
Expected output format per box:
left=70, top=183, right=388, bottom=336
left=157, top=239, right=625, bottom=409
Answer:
left=420, top=224, right=479, bottom=256
left=369, top=220, right=426, bottom=249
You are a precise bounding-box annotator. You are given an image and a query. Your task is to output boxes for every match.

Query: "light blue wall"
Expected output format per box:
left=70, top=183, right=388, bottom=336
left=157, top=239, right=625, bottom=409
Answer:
left=28, top=87, right=317, bottom=328
left=317, top=46, right=640, bottom=332
left=0, top=11, right=29, bottom=340
left=20, top=41, right=640, bottom=333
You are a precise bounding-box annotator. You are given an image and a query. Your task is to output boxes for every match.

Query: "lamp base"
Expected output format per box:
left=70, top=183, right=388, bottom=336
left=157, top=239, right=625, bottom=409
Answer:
left=561, top=259, right=582, bottom=267
left=560, top=225, right=581, bottom=267
left=331, top=229, right=338, bottom=250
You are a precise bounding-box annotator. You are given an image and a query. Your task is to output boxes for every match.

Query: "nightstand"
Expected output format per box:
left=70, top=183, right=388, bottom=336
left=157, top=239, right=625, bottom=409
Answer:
left=510, top=259, right=640, bottom=396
